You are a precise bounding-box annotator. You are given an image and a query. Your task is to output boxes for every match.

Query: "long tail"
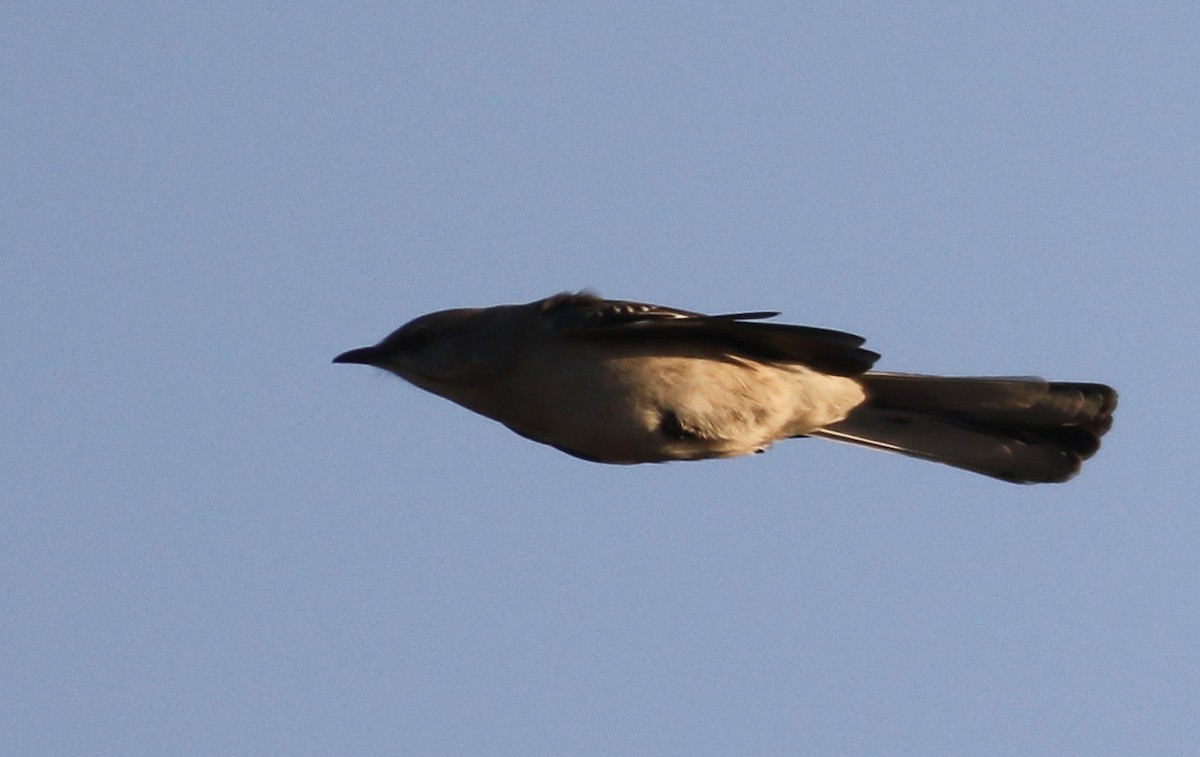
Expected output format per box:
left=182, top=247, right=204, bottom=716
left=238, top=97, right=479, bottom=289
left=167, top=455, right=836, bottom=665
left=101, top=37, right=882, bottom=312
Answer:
left=814, top=373, right=1117, bottom=484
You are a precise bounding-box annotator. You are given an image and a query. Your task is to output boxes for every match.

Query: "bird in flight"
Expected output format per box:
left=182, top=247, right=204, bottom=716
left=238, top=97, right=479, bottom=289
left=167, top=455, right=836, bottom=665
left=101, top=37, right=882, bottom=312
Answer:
left=334, top=293, right=1116, bottom=483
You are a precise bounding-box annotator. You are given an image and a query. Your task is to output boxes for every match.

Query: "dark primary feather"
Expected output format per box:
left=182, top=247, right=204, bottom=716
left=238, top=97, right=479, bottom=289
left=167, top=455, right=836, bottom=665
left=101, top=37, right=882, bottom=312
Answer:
left=538, top=293, right=880, bottom=376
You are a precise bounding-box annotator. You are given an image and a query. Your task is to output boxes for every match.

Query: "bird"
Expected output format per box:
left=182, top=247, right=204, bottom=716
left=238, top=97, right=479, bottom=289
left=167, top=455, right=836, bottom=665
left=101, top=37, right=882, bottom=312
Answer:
left=333, top=292, right=1116, bottom=483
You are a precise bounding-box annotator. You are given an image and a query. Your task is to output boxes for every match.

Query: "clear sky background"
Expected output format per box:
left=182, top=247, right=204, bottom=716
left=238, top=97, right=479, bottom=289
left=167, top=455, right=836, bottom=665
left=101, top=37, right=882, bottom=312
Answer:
left=4, top=3, right=1197, bottom=755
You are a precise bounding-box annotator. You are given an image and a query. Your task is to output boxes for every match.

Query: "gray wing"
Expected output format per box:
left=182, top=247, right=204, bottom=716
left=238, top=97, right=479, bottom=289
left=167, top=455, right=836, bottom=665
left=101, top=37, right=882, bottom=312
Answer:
left=538, top=292, right=880, bottom=376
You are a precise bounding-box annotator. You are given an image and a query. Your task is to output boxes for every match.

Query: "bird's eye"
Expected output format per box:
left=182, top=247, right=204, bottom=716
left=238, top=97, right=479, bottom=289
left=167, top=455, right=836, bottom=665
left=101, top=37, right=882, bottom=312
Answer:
left=405, top=326, right=435, bottom=351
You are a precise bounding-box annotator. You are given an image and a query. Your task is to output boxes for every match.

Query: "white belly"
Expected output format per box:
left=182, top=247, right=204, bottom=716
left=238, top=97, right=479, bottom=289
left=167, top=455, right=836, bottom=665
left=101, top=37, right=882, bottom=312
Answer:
left=463, top=347, right=866, bottom=463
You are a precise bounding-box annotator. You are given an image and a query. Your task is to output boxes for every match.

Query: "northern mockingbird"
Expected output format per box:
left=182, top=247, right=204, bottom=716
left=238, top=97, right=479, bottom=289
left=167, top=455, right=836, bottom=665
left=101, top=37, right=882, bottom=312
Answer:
left=334, top=293, right=1116, bottom=483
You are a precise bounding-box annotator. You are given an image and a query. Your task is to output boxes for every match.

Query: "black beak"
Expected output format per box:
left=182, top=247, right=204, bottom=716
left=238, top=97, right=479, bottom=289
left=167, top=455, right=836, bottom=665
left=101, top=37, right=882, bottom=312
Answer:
left=333, top=346, right=383, bottom=366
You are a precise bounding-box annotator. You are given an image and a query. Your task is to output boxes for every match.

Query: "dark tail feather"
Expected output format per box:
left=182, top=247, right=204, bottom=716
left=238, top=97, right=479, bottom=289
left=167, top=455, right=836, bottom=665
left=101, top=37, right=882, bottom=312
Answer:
left=814, top=373, right=1117, bottom=484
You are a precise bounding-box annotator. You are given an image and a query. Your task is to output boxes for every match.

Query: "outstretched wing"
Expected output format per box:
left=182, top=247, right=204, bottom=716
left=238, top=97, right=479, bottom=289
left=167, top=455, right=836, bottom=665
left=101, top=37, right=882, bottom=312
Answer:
left=538, top=292, right=880, bottom=376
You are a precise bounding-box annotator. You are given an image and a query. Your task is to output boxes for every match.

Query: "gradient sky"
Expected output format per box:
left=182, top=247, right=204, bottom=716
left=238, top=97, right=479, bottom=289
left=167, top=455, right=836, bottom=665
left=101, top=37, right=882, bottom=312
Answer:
left=5, top=3, right=1197, bottom=755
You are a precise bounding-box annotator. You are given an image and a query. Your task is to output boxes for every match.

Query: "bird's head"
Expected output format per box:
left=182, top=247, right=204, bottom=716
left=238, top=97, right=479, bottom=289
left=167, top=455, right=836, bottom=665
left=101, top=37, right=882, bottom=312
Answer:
left=333, top=307, right=518, bottom=392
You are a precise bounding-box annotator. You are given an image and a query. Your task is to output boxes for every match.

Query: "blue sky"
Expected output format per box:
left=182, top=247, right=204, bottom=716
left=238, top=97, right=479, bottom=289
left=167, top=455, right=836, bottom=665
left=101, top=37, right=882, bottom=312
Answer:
left=4, top=3, right=1197, bottom=755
